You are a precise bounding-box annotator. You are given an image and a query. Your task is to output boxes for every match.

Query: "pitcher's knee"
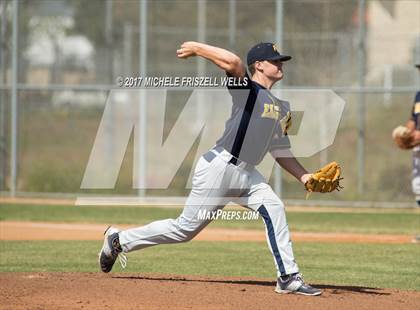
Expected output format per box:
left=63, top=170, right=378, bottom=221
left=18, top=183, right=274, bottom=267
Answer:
left=175, top=218, right=203, bottom=242
left=262, top=198, right=285, bottom=212
left=255, top=185, right=284, bottom=211
left=179, top=230, right=197, bottom=242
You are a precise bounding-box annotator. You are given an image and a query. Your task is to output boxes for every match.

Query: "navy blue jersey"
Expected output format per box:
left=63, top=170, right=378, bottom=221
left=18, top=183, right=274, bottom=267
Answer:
left=411, top=91, right=420, bottom=130
left=216, top=73, right=291, bottom=165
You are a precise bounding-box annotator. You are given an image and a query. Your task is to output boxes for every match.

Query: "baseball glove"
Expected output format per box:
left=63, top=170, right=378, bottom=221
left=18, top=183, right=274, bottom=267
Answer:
left=304, top=161, right=342, bottom=194
left=392, top=125, right=414, bottom=150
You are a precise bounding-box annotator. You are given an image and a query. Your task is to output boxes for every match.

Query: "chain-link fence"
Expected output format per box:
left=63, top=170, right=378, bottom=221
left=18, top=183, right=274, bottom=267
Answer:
left=0, top=0, right=419, bottom=205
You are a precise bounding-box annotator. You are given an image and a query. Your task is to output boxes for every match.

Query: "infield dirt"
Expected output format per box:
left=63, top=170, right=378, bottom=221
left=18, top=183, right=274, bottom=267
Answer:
left=1, top=272, right=419, bottom=310
left=1, top=221, right=419, bottom=309
left=0, top=221, right=415, bottom=243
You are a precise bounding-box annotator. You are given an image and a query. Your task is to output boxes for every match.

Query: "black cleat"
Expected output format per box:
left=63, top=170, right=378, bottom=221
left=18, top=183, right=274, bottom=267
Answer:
left=98, top=226, right=126, bottom=273
left=276, top=273, right=322, bottom=296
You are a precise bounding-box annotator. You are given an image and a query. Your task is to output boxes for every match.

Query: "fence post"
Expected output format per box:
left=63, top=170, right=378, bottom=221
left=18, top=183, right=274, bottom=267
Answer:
left=229, top=0, right=236, bottom=49
left=357, top=0, right=366, bottom=196
left=274, top=0, right=284, bottom=198
left=10, top=0, right=19, bottom=197
left=0, top=1, right=8, bottom=191
left=138, top=0, right=148, bottom=197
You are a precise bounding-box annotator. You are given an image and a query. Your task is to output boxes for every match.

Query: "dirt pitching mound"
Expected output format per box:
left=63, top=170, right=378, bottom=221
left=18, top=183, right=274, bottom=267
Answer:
left=0, top=272, right=418, bottom=310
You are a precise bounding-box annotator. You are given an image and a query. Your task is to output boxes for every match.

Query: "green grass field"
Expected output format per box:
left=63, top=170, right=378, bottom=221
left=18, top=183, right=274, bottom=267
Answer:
left=0, top=203, right=419, bottom=291
left=0, top=203, right=419, bottom=234
left=0, top=241, right=419, bottom=290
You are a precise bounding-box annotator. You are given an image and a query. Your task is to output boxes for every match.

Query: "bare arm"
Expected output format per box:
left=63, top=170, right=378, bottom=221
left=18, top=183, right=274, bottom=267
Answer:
left=177, top=41, right=246, bottom=78
left=271, top=149, right=311, bottom=184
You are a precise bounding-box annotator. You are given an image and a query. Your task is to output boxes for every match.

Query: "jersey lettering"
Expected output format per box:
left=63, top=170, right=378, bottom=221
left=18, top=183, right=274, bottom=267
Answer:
left=262, top=103, right=280, bottom=120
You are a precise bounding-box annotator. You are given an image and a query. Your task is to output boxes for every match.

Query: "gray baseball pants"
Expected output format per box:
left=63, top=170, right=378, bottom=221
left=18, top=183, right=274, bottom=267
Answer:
left=119, top=147, right=299, bottom=277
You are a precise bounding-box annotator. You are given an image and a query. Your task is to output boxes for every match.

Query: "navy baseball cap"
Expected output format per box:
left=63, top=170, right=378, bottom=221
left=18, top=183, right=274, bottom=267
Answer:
left=247, top=42, right=292, bottom=66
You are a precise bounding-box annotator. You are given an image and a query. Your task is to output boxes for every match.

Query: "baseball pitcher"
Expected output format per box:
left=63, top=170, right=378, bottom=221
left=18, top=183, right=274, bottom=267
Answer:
left=99, top=42, right=342, bottom=296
